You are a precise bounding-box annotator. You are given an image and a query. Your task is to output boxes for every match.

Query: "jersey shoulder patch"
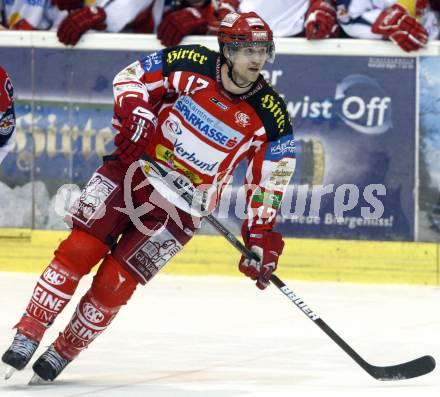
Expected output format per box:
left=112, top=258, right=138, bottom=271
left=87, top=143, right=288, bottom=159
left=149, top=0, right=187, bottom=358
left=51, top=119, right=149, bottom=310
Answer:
left=161, top=45, right=217, bottom=79
left=245, top=82, right=293, bottom=141
left=139, top=51, right=163, bottom=74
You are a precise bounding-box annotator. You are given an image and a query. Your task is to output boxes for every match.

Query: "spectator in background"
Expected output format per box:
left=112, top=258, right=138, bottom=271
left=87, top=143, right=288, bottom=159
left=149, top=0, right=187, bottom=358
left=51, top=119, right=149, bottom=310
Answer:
left=56, top=0, right=153, bottom=45
left=55, top=0, right=239, bottom=47
left=1, top=0, right=6, bottom=29
left=239, top=0, right=340, bottom=39
left=335, top=0, right=439, bottom=52
left=157, top=0, right=239, bottom=46
left=0, top=66, right=15, bottom=164
left=239, top=0, right=310, bottom=37
left=2, top=0, right=67, bottom=30
left=417, top=0, right=440, bottom=38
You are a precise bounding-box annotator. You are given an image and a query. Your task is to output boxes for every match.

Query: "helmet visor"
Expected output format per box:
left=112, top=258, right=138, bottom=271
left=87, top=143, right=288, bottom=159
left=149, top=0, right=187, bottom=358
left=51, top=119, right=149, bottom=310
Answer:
left=225, top=41, right=275, bottom=64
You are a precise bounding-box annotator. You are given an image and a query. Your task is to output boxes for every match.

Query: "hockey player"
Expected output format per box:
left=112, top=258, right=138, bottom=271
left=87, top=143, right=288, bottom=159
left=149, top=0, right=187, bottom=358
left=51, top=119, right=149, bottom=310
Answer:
left=0, top=66, right=15, bottom=164
left=1, top=11, right=295, bottom=382
left=335, top=0, right=439, bottom=51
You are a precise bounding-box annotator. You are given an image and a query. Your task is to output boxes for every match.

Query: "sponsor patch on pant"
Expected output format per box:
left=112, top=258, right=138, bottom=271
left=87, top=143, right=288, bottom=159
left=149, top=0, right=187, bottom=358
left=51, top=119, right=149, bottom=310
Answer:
left=127, top=228, right=183, bottom=283
left=69, top=173, right=117, bottom=227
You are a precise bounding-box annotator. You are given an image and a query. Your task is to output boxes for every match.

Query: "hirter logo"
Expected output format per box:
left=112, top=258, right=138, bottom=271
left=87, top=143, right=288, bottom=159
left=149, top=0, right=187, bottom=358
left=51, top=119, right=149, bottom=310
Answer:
left=235, top=111, right=250, bottom=127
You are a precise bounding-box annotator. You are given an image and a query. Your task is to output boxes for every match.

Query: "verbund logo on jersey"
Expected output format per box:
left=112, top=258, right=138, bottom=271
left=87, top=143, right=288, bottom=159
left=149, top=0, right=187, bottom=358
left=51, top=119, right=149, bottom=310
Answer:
left=174, top=140, right=219, bottom=173
left=174, top=96, right=242, bottom=149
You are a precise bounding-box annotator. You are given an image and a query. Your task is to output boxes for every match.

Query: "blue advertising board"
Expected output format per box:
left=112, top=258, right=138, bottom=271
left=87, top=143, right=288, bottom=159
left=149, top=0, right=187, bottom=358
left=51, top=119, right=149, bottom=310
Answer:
left=264, top=55, right=416, bottom=241
left=0, top=48, right=416, bottom=240
left=419, top=57, right=440, bottom=242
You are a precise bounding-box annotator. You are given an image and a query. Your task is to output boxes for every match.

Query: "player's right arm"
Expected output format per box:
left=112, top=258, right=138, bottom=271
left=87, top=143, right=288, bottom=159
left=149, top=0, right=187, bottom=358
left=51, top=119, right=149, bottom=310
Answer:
left=112, top=45, right=214, bottom=112
left=111, top=51, right=166, bottom=164
left=111, top=47, right=200, bottom=163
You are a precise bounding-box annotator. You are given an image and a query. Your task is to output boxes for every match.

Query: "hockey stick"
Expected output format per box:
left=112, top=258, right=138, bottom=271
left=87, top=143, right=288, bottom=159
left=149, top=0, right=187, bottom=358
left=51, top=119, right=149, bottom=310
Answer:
left=140, top=153, right=436, bottom=381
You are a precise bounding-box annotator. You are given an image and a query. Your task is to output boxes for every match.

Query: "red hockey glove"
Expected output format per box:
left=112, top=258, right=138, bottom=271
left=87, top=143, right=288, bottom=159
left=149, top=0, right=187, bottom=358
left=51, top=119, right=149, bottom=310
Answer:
left=12, top=19, right=36, bottom=30
left=206, top=0, right=239, bottom=34
left=239, top=230, right=284, bottom=290
left=305, top=0, right=340, bottom=39
left=114, top=98, right=157, bottom=164
left=52, top=0, right=83, bottom=11
left=157, top=7, right=207, bottom=47
left=57, top=6, right=107, bottom=46
left=371, top=4, right=428, bottom=52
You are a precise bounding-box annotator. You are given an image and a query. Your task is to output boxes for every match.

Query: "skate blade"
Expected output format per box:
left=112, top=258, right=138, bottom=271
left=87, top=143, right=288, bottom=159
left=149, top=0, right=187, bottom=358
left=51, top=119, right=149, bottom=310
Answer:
left=4, top=365, right=16, bottom=380
left=28, top=373, right=51, bottom=385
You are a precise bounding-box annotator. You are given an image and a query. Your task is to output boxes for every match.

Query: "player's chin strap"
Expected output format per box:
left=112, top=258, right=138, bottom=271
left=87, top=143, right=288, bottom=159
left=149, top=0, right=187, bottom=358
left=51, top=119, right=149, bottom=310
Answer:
left=139, top=152, right=436, bottom=382
left=225, top=59, right=253, bottom=89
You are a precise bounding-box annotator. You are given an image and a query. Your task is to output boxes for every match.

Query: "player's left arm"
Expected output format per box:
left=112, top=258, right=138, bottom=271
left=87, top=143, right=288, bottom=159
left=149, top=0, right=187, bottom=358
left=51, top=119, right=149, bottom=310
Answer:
left=244, top=128, right=296, bottom=234
left=239, top=100, right=295, bottom=289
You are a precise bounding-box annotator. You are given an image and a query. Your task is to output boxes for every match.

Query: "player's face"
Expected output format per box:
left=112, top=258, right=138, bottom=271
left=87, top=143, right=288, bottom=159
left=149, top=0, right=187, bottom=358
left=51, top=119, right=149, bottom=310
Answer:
left=230, top=45, right=268, bottom=85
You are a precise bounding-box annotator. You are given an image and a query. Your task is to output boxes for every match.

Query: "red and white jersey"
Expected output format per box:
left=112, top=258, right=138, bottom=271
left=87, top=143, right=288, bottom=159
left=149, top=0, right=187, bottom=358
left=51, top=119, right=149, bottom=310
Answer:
left=113, top=45, right=296, bottom=232
left=0, top=65, right=15, bottom=164
left=239, top=0, right=309, bottom=37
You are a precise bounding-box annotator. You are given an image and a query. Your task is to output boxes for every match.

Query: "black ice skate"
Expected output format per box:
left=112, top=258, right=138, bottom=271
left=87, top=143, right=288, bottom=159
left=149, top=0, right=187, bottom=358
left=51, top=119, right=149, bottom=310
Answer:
left=30, top=344, right=71, bottom=383
left=2, top=332, right=39, bottom=379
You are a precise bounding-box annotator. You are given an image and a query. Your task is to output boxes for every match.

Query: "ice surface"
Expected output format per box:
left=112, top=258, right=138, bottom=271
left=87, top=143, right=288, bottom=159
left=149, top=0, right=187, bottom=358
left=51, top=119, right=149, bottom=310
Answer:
left=0, top=272, right=439, bottom=397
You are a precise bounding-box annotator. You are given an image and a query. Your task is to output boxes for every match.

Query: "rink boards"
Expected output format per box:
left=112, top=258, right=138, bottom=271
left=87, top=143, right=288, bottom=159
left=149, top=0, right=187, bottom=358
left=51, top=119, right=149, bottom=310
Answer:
left=0, top=228, right=437, bottom=285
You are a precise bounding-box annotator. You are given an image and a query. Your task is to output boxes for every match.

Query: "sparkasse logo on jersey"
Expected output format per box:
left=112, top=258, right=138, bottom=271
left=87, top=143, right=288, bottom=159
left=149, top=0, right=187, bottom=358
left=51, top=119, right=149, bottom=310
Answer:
left=174, top=96, right=243, bottom=149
